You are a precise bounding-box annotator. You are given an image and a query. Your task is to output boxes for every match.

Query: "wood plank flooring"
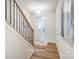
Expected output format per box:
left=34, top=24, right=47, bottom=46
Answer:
left=30, top=43, right=60, bottom=59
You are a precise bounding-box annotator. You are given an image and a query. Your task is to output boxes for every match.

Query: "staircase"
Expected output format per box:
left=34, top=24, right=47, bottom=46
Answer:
left=5, top=0, right=34, bottom=45
left=5, top=0, right=35, bottom=59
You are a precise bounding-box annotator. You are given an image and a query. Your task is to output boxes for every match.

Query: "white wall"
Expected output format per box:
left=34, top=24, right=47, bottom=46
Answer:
left=44, top=12, right=56, bottom=43
left=5, top=22, right=35, bottom=59
left=56, top=35, right=74, bottom=59
left=56, top=0, right=74, bottom=59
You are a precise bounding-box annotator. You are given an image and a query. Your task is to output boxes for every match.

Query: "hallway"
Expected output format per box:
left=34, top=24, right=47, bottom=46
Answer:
left=5, top=0, right=74, bottom=59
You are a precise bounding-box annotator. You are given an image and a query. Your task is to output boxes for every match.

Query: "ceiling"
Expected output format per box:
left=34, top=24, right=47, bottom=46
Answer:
left=16, top=0, right=58, bottom=14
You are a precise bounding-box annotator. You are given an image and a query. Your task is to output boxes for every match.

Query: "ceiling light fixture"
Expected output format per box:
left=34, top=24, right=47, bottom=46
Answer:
left=36, top=8, right=41, bottom=14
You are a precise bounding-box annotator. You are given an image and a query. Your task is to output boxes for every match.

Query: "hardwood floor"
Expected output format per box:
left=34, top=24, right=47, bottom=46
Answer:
left=30, top=43, right=60, bottom=59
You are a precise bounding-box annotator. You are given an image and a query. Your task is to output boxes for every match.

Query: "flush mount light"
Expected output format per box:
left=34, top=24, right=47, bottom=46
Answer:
left=36, top=8, right=41, bottom=14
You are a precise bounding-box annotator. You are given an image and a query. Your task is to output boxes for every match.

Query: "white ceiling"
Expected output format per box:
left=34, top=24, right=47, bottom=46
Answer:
left=16, top=0, right=58, bottom=13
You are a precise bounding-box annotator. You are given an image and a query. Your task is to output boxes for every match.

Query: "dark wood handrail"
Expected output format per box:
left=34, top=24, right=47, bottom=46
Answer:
left=14, top=0, right=33, bottom=32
